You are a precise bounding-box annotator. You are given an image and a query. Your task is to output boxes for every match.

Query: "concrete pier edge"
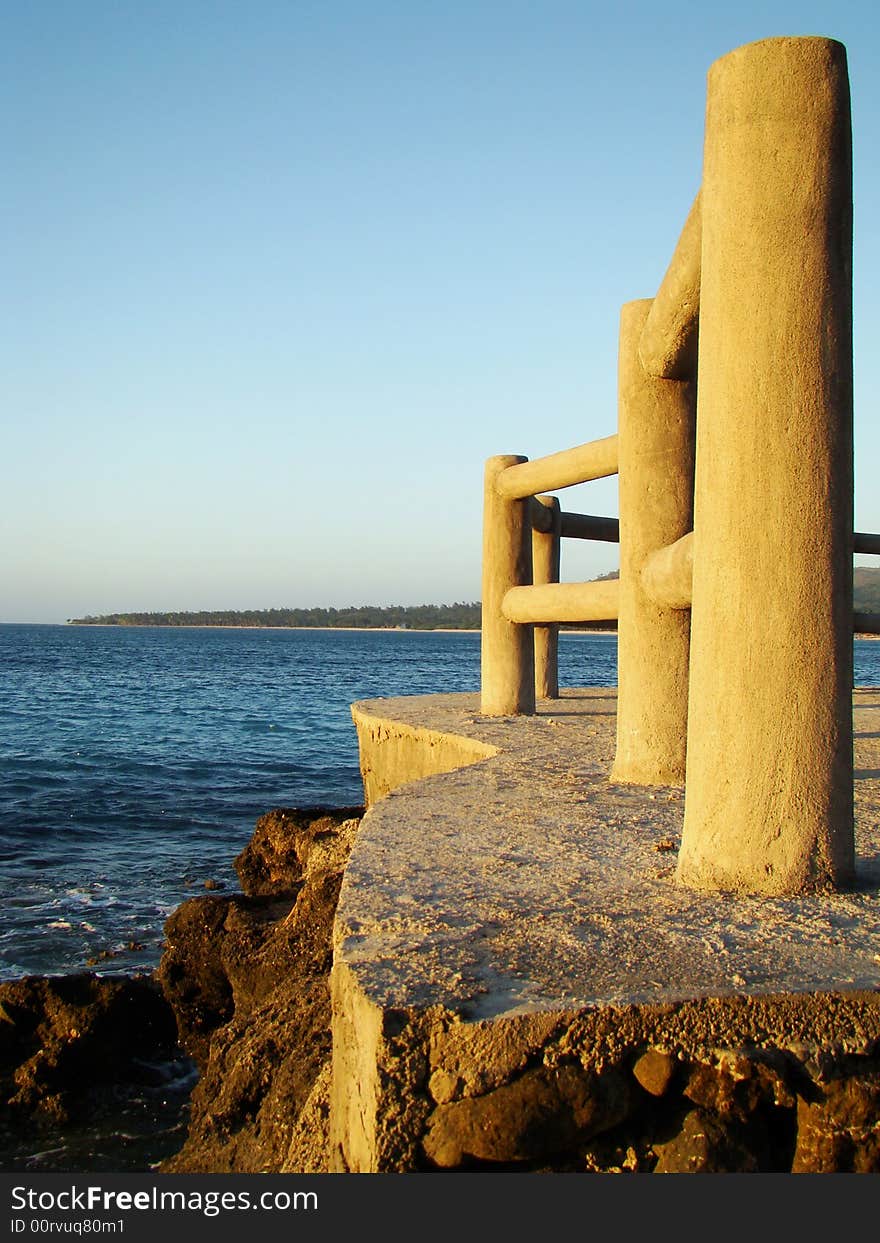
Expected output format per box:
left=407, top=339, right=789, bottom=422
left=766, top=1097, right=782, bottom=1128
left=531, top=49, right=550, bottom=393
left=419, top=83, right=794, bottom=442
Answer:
left=327, top=688, right=880, bottom=1172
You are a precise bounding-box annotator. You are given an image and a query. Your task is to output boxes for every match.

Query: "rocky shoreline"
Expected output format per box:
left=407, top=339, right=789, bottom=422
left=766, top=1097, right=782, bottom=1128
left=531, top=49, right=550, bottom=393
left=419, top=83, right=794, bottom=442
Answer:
left=4, top=801, right=880, bottom=1174
left=0, top=806, right=362, bottom=1174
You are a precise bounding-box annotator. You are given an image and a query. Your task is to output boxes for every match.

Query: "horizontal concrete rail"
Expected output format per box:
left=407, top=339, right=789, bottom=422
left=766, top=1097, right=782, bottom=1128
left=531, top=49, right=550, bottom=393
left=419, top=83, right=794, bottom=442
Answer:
left=560, top=512, right=620, bottom=542
left=639, top=191, right=702, bottom=380
left=855, top=532, right=880, bottom=555
left=496, top=435, right=619, bottom=500
left=641, top=531, right=694, bottom=610
left=501, top=578, right=619, bottom=625
left=529, top=500, right=620, bottom=544
left=854, top=613, right=880, bottom=635
left=529, top=499, right=618, bottom=544
left=638, top=528, right=880, bottom=616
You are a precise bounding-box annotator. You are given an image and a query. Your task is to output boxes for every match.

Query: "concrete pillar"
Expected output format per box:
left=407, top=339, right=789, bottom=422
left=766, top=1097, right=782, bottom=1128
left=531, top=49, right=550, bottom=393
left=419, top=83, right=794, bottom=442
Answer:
left=481, top=455, right=535, bottom=716
left=678, top=37, right=854, bottom=894
left=532, top=495, right=561, bottom=699
left=611, top=300, right=695, bottom=786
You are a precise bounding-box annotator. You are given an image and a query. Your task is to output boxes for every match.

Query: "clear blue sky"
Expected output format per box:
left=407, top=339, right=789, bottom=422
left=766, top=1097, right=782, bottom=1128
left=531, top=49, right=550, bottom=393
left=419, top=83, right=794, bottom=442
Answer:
left=3, top=0, right=879, bottom=623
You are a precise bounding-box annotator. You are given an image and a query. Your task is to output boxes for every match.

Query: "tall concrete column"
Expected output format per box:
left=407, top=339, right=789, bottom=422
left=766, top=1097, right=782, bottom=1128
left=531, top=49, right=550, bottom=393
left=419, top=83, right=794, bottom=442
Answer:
left=678, top=37, right=854, bottom=894
left=532, top=495, right=561, bottom=699
left=481, top=455, right=535, bottom=716
left=611, top=299, right=695, bottom=786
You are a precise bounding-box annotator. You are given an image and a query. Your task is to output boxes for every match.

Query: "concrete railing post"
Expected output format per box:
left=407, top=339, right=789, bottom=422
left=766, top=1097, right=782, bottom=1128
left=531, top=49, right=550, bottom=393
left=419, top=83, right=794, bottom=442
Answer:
left=678, top=37, right=855, bottom=894
left=611, top=299, right=696, bottom=786
left=532, top=495, right=561, bottom=699
left=481, top=455, right=535, bottom=716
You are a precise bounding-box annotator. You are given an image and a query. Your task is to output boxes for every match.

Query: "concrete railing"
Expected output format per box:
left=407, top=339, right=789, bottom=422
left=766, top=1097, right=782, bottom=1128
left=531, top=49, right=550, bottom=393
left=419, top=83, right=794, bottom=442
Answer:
left=480, top=444, right=623, bottom=715
left=480, top=35, right=880, bottom=897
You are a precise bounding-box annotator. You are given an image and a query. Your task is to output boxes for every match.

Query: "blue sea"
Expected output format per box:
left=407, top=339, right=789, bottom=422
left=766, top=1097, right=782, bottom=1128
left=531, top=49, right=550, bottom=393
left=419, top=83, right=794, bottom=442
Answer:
left=0, top=623, right=620, bottom=981
left=2, top=624, right=878, bottom=983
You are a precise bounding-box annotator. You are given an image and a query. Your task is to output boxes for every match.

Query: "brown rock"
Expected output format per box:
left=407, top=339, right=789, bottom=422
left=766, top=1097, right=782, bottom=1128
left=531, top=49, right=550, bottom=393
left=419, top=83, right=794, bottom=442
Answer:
left=0, top=974, right=179, bottom=1125
left=684, top=1052, right=796, bottom=1118
left=792, top=1072, right=880, bottom=1172
left=159, top=809, right=360, bottom=1173
left=633, top=1049, right=677, bottom=1097
left=155, top=896, right=237, bottom=1068
left=422, top=1064, right=633, bottom=1168
left=428, top=1012, right=564, bottom=1101
left=234, top=806, right=362, bottom=897
left=652, top=1108, right=762, bottom=1173
left=281, top=1061, right=333, bottom=1173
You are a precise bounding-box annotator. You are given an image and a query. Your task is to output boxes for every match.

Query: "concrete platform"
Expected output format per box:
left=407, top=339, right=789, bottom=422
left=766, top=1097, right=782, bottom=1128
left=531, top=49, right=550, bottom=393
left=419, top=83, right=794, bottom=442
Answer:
left=329, top=689, right=880, bottom=1172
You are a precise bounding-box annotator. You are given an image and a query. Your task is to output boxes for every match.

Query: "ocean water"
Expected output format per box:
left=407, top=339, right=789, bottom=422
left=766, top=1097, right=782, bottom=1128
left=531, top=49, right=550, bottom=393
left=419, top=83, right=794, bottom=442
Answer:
left=0, top=623, right=618, bottom=980
left=2, top=624, right=878, bottom=983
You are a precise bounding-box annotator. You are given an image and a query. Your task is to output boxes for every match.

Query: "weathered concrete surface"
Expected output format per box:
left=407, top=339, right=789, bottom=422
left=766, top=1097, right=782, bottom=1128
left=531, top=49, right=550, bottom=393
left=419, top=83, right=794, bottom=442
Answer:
left=495, top=437, right=619, bottom=500
left=333, top=688, right=880, bottom=1172
left=502, top=578, right=619, bottom=626
left=481, top=454, right=535, bottom=716
left=638, top=190, right=701, bottom=380
left=352, top=703, right=497, bottom=808
left=612, top=300, right=695, bottom=786
left=640, top=531, right=694, bottom=611
left=532, top=495, right=561, bottom=700
left=681, top=37, right=855, bottom=894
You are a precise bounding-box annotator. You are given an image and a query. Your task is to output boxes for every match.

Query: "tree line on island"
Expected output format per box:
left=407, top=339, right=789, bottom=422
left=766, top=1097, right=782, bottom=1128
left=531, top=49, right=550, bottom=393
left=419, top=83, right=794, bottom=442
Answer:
left=69, top=602, right=485, bottom=630
left=67, top=575, right=620, bottom=631
left=65, top=567, right=880, bottom=631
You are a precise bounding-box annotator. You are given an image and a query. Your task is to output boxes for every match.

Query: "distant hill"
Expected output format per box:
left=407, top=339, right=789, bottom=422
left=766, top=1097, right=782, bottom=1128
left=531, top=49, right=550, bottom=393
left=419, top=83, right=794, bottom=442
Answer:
left=855, top=566, right=880, bottom=613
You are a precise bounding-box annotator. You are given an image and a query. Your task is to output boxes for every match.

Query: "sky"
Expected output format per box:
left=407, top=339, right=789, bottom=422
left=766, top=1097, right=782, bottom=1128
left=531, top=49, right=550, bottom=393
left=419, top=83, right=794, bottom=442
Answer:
left=3, top=0, right=880, bottom=623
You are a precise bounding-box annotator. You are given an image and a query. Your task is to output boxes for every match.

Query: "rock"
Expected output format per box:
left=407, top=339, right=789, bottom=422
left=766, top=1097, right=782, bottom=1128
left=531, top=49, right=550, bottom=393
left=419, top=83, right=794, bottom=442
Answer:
left=791, top=1070, right=880, bottom=1172
left=683, top=1051, right=795, bottom=1118
left=155, top=897, right=237, bottom=1069
left=428, top=1012, right=565, bottom=1101
left=652, top=1108, right=762, bottom=1173
left=422, top=1064, right=633, bottom=1168
left=281, top=1060, right=333, bottom=1173
left=583, top=1137, right=653, bottom=1173
left=158, top=808, right=360, bottom=1173
left=633, top=1049, right=677, bottom=1097
left=234, top=806, right=363, bottom=897
left=0, top=973, right=180, bottom=1127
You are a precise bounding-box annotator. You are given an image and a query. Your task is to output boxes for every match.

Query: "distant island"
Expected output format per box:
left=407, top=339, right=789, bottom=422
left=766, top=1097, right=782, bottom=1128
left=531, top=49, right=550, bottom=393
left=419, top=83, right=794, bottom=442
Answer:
left=65, top=567, right=880, bottom=630
left=68, top=603, right=484, bottom=630
left=855, top=566, right=880, bottom=612
left=65, top=602, right=616, bottom=631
